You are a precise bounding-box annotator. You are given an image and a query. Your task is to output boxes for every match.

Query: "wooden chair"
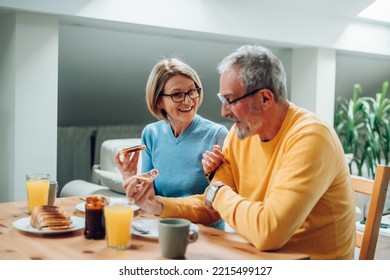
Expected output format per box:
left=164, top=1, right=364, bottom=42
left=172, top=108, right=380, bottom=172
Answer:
left=352, top=165, right=390, bottom=260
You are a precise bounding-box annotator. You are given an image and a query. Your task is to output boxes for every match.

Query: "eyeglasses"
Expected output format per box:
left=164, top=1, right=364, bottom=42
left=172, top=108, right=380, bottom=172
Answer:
left=161, top=87, right=201, bottom=103
left=217, top=88, right=263, bottom=106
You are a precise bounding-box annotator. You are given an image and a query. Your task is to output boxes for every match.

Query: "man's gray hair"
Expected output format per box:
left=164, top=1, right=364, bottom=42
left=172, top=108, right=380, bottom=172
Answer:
left=217, top=45, right=287, bottom=102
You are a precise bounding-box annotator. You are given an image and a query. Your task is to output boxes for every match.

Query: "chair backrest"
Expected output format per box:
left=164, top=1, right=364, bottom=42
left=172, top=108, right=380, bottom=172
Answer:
left=351, top=165, right=390, bottom=260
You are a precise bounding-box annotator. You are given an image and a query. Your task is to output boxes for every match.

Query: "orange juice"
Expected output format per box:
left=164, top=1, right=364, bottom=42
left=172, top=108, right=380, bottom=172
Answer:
left=104, top=203, right=134, bottom=249
left=26, top=177, right=50, bottom=214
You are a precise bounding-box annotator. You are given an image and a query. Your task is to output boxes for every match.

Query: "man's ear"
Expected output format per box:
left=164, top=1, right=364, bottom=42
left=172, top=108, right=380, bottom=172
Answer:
left=259, top=89, right=274, bottom=109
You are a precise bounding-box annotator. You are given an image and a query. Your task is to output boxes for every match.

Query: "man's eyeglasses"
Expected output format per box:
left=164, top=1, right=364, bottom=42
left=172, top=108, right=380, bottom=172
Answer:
left=161, top=87, right=202, bottom=103
left=217, top=88, right=263, bottom=106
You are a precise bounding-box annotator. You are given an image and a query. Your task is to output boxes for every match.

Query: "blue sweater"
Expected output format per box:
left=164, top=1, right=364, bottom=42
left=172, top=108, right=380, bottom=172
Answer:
left=141, top=114, right=228, bottom=197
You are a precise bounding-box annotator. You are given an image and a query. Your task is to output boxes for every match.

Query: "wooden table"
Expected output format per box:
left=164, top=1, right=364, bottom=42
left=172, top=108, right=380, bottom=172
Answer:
left=0, top=197, right=309, bottom=260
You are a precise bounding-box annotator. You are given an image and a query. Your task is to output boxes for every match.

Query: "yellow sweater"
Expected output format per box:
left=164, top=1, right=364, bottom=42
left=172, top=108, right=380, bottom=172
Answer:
left=160, top=103, right=356, bottom=260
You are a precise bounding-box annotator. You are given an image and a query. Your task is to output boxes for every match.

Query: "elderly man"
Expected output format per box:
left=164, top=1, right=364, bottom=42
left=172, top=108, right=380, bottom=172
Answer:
left=123, top=45, right=355, bottom=260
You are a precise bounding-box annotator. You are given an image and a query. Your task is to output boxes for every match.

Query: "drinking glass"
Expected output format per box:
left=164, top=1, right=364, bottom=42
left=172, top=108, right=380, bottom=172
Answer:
left=25, top=173, right=50, bottom=214
left=48, top=181, right=58, bottom=206
left=104, top=197, right=134, bottom=249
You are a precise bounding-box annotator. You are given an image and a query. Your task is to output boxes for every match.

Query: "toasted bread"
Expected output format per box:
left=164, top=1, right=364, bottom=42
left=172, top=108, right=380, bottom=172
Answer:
left=118, top=145, right=146, bottom=156
left=134, top=169, right=159, bottom=183
left=30, top=205, right=73, bottom=230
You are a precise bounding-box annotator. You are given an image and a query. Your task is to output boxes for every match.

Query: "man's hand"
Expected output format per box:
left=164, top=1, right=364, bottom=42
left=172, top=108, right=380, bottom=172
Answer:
left=202, top=145, right=224, bottom=178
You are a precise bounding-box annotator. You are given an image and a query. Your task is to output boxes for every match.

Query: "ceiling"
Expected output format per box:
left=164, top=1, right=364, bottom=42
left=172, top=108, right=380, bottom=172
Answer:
left=0, top=0, right=379, bottom=21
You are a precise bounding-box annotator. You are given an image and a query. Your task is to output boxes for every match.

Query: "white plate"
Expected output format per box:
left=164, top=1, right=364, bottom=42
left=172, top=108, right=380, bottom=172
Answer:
left=75, top=202, right=140, bottom=212
left=131, top=219, right=199, bottom=239
left=13, top=216, right=85, bottom=235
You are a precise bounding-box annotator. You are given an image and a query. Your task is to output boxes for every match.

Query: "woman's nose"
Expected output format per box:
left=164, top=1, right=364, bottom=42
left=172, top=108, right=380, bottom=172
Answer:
left=182, top=94, right=193, bottom=104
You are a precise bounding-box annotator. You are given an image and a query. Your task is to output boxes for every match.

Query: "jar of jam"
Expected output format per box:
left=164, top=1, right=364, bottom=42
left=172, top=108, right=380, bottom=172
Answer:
left=84, top=195, right=106, bottom=240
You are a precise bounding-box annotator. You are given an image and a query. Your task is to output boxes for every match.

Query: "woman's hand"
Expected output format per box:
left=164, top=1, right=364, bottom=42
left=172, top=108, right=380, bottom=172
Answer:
left=114, top=150, right=140, bottom=180
left=202, top=145, right=224, bottom=178
left=122, top=176, right=163, bottom=215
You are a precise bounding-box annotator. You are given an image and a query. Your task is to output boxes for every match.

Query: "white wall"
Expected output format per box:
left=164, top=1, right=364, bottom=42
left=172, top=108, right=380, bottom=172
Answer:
left=57, top=23, right=293, bottom=126
left=0, top=12, right=58, bottom=202
left=336, top=52, right=390, bottom=99
left=0, top=12, right=15, bottom=202
left=290, top=48, right=336, bottom=126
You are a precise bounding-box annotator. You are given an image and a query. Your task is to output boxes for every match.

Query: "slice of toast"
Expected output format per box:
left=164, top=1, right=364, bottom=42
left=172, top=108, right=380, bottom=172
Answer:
left=134, top=169, right=159, bottom=183
left=118, top=145, right=146, bottom=156
left=30, top=205, right=73, bottom=230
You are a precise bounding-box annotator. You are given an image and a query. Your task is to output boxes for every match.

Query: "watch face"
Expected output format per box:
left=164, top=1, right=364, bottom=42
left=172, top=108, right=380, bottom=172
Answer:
left=206, top=187, right=215, bottom=201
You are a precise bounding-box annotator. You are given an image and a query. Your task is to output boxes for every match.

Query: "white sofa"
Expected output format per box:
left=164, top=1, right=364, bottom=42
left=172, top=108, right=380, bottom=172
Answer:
left=60, top=138, right=142, bottom=197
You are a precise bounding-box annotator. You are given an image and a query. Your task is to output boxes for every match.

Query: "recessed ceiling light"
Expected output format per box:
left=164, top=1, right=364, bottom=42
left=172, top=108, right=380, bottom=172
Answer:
left=358, top=0, right=390, bottom=24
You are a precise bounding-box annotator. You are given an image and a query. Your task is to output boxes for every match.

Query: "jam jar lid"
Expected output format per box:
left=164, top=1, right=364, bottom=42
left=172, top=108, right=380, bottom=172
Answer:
left=85, top=195, right=107, bottom=210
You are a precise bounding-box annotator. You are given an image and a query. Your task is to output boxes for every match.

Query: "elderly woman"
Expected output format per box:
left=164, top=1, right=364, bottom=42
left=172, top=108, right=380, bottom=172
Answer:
left=115, top=58, right=228, bottom=229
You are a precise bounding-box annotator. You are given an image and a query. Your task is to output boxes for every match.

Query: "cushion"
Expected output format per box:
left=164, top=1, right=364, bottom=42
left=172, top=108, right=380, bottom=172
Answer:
left=94, top=168, right=125, bottom=194
left=100, top=138, right=142, bottom=173
left=91, top=138, right=143, bottom=194
left=60, top=179, right=124, bottom=198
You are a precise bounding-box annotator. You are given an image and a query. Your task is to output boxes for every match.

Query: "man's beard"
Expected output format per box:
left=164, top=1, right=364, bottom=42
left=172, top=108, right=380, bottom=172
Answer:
left=234, top=124, right=250, bottom=140
left=233, top=118, right=262, bottom=140
left=232, top=105, right=263, bottom=140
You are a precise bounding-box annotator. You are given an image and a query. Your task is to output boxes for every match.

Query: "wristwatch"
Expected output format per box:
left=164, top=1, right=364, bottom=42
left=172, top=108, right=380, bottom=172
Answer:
left=205, top=182, right=225, bottom=208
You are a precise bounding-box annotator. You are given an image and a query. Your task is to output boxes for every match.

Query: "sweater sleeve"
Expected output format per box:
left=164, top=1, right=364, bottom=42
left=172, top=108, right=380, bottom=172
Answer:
left=159, top=194, right=221, bottom=226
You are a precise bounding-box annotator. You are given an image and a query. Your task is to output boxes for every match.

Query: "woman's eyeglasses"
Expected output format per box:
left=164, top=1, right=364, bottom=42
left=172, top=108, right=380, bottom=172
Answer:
left=161, top=87, right=201, bottom=103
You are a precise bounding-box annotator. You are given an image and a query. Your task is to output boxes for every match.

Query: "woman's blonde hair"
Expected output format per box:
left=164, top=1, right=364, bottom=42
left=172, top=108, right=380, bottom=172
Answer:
left=145, top=58, right=203, bottom=122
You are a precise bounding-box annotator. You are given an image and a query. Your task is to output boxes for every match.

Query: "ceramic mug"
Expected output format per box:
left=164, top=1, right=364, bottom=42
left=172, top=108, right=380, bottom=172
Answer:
left=158, top=218, right=198, bottom=259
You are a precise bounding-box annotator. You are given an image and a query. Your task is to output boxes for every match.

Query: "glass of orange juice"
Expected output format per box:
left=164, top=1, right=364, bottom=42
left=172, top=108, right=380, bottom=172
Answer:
left=104, top=197, right=134, bottom=249
left=25, top=173, right=50, bottom=214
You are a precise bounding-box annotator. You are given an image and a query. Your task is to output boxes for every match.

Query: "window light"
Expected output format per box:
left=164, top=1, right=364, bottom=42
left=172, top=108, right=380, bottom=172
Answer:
left=358, top=0, right=390, bottom=24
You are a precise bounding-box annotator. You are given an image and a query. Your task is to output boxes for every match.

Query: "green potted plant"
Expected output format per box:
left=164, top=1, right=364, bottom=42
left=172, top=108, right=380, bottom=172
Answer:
left=334, top=81, right=390, bottom=178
